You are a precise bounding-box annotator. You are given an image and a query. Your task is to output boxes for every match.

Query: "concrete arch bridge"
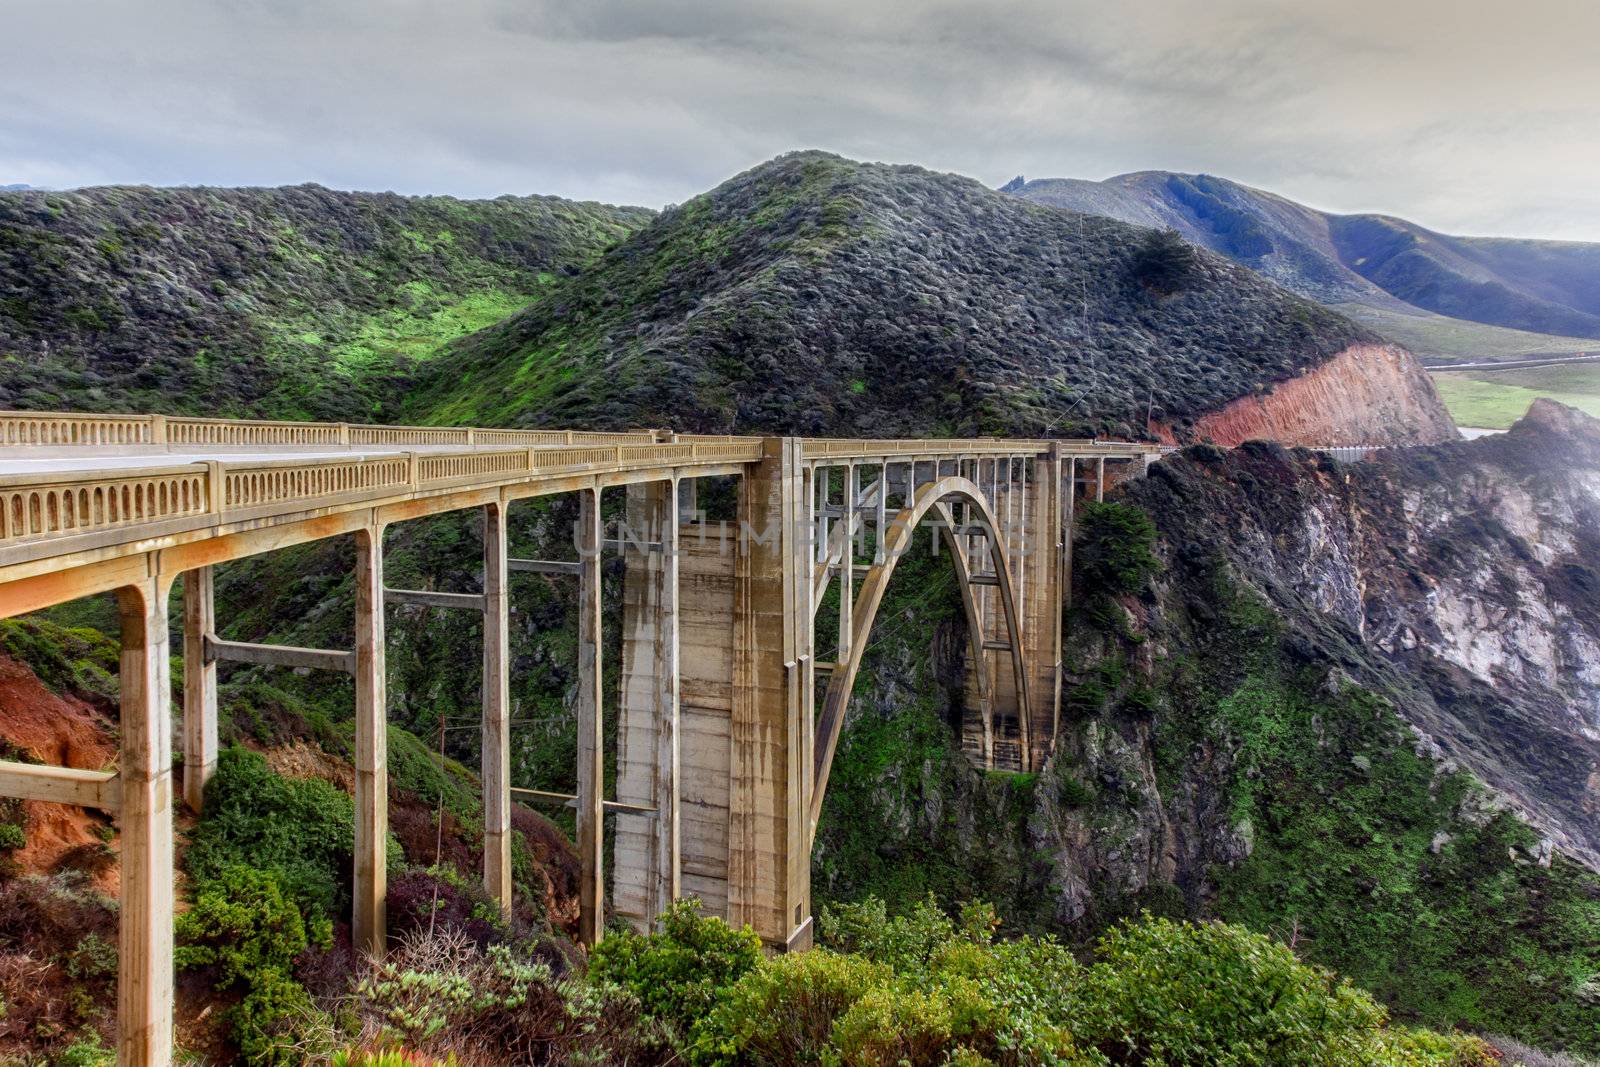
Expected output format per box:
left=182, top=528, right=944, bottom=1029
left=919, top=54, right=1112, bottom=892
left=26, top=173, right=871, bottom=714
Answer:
left=0, top=410, right=1163, bottom=1065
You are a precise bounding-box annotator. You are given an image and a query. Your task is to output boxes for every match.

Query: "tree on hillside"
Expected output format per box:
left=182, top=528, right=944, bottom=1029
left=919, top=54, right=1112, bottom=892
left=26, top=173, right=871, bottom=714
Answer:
left=1131, top=228, right=1201, bottom=295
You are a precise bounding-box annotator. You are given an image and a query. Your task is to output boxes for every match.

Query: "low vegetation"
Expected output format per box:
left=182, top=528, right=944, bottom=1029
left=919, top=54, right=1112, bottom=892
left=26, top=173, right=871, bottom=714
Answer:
left=1430, top=363, right=1600, bottom=428
left=410, top=151, right=1370, bottom=437
left=0, top=184, right=651, bottom=417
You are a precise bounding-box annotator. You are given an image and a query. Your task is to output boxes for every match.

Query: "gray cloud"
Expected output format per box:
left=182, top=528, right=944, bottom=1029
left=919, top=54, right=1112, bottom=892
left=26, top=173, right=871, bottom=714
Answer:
left=1, top=0, right=1596, bottom=238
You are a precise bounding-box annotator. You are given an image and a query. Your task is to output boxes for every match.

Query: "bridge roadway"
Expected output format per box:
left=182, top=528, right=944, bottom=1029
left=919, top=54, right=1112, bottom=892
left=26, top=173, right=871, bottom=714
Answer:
left=0, top=410, right=1163, bottom=1067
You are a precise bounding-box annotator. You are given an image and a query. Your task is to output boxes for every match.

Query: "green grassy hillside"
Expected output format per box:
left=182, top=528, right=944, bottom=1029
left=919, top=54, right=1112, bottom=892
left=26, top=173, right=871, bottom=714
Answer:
left=1431, top=363, right=1600, bottom=428
left=409, top=152, right=1372, bottom=440
left=0, top=184, right=652, bottom=418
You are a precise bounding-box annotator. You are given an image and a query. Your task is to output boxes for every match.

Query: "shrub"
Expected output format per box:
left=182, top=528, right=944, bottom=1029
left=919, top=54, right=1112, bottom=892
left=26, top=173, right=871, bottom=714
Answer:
left=176, top=864, right=331, bottom=1064
left=331, top=1051, right=460, bottom=1067
left=694, top=949, right=890, bottom=1066
left=698, top=900, right=1495, bottom=1067
left=185, top=745, right=366, bottom=923
left=698, top=898, right=1093, bottom=1066
left=1074, top=501, right=1160, bottom=597
left=385, top=867, right=502, bottom=948
left=54, top=1035, right=115, bottom=1067
left=1130, top=228, right=1201, bottom=295
left=588, top=898, right=763, bottom=1047
left=1073, top=915, right=1498, bottom=1066
left=329, top=925, right=654, bottom=1065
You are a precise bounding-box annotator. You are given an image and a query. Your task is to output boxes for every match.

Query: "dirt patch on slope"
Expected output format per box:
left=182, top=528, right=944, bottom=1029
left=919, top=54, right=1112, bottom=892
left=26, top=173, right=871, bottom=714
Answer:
left=0, top=653, right=120, bottom=892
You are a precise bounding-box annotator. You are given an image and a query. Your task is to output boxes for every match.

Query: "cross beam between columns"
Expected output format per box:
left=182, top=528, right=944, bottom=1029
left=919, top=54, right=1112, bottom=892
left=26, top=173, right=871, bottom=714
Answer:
left=383, top=588, right=486, bottom=610
left=204, top=635, right=356, bottom=674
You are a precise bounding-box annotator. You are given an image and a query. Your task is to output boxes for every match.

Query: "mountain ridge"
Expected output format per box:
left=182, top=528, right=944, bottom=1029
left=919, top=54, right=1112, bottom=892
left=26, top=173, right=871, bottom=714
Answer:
left=410, top=151, right=1451, bottom=444
left=1009, top=171, right=1600, bottom=359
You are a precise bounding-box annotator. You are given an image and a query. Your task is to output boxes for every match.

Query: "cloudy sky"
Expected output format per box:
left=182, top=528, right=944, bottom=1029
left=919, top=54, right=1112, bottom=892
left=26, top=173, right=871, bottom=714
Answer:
left=3, top=0, right=1597, bottom=239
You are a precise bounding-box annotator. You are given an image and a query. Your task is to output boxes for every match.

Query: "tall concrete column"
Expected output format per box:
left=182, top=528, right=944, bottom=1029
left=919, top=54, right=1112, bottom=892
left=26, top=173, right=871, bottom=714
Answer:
left=181, top=566, right=217, bottom=813
left=353, top=524, right=388, bottom=957
left=116, top=573, right=174, bottom=1067
left=654, top=480, right=681, bottom=916
left=614, top=480, right=682, bottom=929
left=576, top=486, right=605, bottom=945
left=731, top=438, right=812, bottom=949
left=482, top=502, right=512, bottom=915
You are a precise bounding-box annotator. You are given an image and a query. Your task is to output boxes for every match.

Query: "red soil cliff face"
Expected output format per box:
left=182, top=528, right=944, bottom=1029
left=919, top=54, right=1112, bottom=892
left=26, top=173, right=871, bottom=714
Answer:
left=0, top=653, right=120, bottom=893
left=1154, top=343, right=1459, bottom=447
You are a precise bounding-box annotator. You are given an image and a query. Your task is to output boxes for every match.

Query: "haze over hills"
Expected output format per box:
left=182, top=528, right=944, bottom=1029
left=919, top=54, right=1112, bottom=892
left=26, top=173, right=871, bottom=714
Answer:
left=413, top=151, right=1453, bottom=444
left=1008, top=171, right=1600, bottom=363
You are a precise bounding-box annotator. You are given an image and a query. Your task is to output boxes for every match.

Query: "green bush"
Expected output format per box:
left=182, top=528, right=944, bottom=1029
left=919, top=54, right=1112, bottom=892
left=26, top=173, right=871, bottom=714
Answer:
left=176, top=864, right=330, bottom=1065
left=1074, top=501, right=1160, bottom=597
left=54, top=1035, right=115, bottom=1067
left=694, top=949, right=891, bottom=1066
left=1073, top=916, right=1498, bottom=1066
left=588, top=898, right=763, bottom=1046
left=693, top=900, right=1495, bottom=1067
left=698, top=898, right=1092, bottom=1065
left=185, top=745, right=364, bottom=922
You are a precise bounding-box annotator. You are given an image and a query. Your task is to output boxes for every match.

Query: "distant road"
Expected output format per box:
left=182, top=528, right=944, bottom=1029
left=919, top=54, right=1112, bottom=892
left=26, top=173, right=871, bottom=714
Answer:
left=1427, top=354, right=1599, bottom=373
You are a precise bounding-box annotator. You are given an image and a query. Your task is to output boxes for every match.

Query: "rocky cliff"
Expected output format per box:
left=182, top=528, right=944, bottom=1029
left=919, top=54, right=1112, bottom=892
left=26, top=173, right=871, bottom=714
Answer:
left=1157, top=342, right=1459, bottom=446
left=816, top=401, right=1600, bottom=1053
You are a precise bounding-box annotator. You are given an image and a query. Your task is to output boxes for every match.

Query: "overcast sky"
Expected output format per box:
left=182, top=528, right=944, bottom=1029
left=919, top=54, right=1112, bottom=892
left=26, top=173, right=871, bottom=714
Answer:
left=3, top=0, right=1597, bottom=240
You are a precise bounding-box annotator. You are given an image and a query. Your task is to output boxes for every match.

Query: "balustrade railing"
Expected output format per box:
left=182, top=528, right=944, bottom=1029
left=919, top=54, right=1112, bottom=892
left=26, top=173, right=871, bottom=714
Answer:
left=0, top=409, right=1165, bottom=563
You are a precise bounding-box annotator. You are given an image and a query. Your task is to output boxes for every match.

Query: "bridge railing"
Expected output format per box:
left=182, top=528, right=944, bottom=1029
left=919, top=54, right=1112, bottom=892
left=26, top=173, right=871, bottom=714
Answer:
left=0, top=436, right=774, bottom=561
left=0, top=410, right=677, bottom=451
left=800, top=437, right=1164, bottom=461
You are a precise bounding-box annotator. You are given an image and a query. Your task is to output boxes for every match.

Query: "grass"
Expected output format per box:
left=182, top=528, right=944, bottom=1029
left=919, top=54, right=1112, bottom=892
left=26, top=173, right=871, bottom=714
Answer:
left=1339, top=303, right=1596, bottom=363
left=325, top=284, right=539, bottom=371
left=1430, top=364, right=1600, bottom=429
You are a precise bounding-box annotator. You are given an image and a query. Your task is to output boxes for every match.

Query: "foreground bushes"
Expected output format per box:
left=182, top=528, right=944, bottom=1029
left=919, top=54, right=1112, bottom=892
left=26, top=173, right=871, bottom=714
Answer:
left=186, top=745, right=364, bottom=923
left=176, top=865, right=331, bottom=1065
left=670, top=898, right=1495, bottom=1066
left=184, top=889, right=1522, bottom=1065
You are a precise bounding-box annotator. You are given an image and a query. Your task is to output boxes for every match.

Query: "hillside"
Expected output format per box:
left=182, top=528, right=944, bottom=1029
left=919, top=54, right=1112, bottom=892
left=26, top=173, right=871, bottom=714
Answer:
left=410, top=152, right=1454, bottom=444
left=1009, top=172, right=1600, bottom=361
left=818, top=402, right=1600, bottom=1054
left=0, top=184, right=652, bottom=418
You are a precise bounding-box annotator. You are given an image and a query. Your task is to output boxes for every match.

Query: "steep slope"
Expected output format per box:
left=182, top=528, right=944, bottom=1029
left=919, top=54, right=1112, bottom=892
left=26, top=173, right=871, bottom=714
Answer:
left=411, top=152, right=1452, bottom=444
left=0, top=184, right=652, bottom=418
left=1011, top=172, right=1600, bottom=358
left=816, top=402, right=1600, bottom=1054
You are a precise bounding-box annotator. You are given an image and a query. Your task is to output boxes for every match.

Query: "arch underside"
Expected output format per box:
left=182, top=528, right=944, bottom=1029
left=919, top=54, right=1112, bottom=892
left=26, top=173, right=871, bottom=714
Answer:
left=809, top=474, right=1035, bottom=831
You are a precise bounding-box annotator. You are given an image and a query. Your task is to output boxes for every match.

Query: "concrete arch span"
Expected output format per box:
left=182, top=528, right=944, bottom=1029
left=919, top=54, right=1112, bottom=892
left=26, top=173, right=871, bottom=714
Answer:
left=809, top=474, right=1030, bottom=831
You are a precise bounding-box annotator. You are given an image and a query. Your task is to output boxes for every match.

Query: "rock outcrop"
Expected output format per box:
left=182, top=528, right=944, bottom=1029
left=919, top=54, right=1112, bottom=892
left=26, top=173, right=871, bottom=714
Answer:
left=815, top=401, right=1600, bottom=1050
left=1156, top=342, right=1460, bottom=446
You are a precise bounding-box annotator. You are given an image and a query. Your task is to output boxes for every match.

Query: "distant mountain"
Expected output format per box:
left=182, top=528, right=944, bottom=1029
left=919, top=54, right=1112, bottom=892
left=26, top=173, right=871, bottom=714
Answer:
left=414, top=151, right=1452, bottom=443
left=0, top=184, right=653, bottom=418
left=0, top=184, right=32, bottom=192
left=1008, top=172, right=1600, bottom=361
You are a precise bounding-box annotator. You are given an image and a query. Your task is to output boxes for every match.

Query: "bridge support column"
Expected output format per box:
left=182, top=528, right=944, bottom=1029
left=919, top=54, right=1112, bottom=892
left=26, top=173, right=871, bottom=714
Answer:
left=576, top=487, right=605, bottom=945
left=181, top=566, right=216, bottom=813
left=613, top=480, right=681, bottom=929
left=353, top=524, right=388, bottom=957
left=730, top=438, right=812, bottom=950
left=116, top=574, right=174, bottom=1067
left=482, top=501, right=512, bottom=916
